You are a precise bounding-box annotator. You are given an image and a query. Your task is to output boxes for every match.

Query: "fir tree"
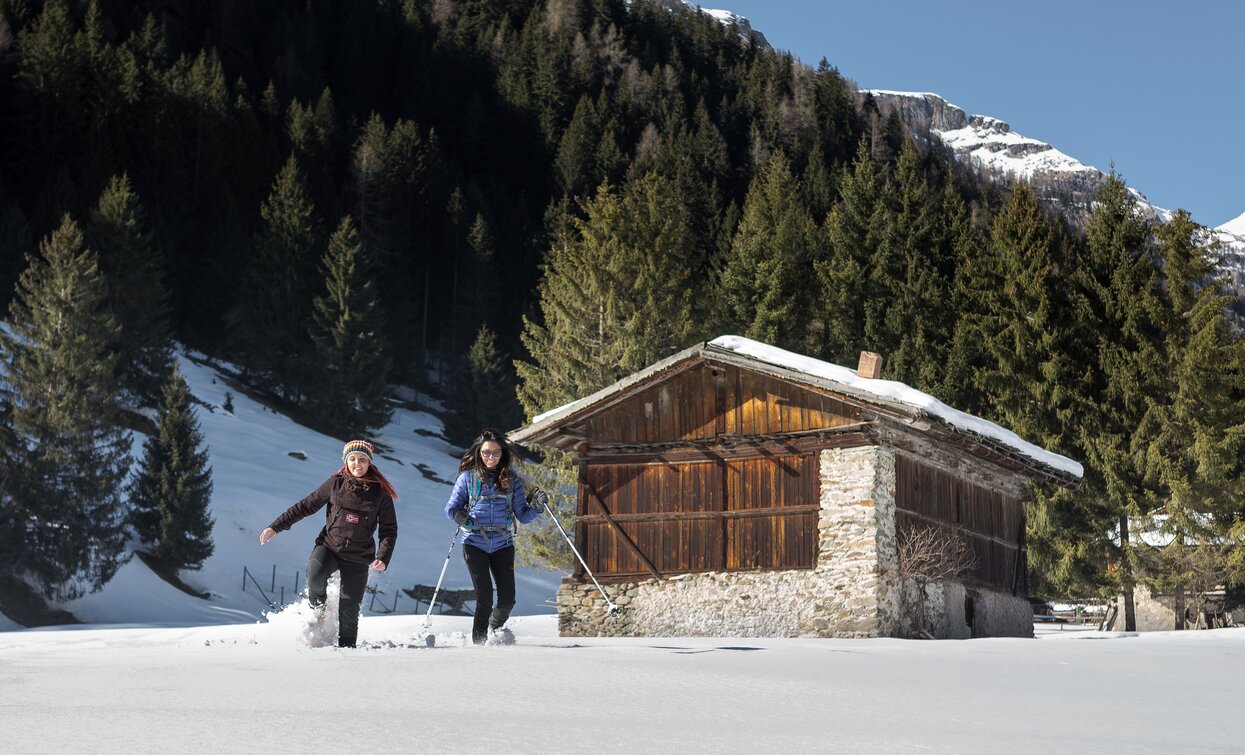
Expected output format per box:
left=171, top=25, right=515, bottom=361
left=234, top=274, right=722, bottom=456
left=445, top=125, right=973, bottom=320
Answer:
left=88, top=174, right=174, bottom=409
left=516, top=172, right=699, bottom=418
left=718, top=151, right=817, bottom=350
left=866, top=139, right=947, bottom=388
left=309, top=215, right=392, bottom=435
left=129, top=367, right=214, bottom=571
left=0, top=215, right=130, bottom=601
left=1073, top=173, right=1167, bottom=628
left=817, top=139, right=885, bottom=363
left=1133, top=211, right=1245, bottom=605
left=246, top=154, right=324, bottom=403
left=513, top=451, right=577, bottom=571
left=445, top=325, right=520, bottom=446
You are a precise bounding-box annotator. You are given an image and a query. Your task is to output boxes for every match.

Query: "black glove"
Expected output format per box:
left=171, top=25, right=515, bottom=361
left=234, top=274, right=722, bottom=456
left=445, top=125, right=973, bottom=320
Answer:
left=452, top=508, right=469, bottom=526
left=529, top=488, right=549, bottom=513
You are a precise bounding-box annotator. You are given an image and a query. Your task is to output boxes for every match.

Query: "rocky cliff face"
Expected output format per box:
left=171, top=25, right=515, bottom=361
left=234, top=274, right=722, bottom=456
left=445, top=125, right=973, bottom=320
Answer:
left=865, top=89, right=1245, bottom=298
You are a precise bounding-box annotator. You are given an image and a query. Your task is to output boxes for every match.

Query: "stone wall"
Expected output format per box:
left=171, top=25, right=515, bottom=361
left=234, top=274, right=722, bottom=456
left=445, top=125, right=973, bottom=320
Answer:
left=556, top=442, right=1034, bottom=639
left=895, top=579, right=1033, bottom=639
left=1126, top=585, right=1245, bottom=631
left=558, top=446, right=902, bottom=638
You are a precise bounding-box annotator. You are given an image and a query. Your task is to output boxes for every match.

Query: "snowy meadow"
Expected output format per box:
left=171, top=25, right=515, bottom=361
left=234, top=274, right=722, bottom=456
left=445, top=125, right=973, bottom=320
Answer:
left=2, top=350, right=1243, bottom=753
left=2, top=619, right=1243, bottom=753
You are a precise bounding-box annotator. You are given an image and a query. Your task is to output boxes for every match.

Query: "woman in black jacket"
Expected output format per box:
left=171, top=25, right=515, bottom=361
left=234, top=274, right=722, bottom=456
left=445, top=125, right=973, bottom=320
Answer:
left=259, top=439, right=398, bottom=648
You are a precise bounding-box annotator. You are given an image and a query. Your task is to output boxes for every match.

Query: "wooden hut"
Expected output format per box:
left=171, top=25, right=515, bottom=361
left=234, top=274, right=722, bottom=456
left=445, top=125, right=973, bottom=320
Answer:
left=511, top=336, right=1082, bottom=639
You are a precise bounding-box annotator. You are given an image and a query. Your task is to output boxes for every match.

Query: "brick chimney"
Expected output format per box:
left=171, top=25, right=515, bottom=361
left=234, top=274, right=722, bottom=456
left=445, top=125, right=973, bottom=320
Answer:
left=857, top=351, right=883, bottom=379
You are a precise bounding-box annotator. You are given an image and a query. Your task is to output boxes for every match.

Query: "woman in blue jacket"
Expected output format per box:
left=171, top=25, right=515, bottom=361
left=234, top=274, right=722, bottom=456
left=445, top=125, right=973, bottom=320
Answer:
left=445, top=428, right=546, bottom=645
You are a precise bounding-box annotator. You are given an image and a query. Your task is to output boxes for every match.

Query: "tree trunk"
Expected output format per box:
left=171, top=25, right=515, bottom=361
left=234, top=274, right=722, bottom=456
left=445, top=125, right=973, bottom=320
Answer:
left=1119, top=514, right=1136, bottom=631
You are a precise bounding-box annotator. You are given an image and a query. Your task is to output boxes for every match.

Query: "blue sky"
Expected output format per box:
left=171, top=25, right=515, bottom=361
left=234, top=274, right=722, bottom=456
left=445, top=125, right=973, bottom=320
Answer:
left=716, top=0, right=1244, bottom=228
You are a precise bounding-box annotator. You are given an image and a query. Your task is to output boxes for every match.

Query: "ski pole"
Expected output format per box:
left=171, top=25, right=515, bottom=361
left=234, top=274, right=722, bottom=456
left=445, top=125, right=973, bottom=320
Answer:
left=546, top=506, right=620, bottom=616
left=423, top=527, right=462, bottom=628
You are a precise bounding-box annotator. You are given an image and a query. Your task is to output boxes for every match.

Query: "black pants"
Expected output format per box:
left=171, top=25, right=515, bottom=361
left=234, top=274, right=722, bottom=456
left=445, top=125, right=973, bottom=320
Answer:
left=306, top=545, right=370, bottom=648
left=463, top=544, right=516, bottom=644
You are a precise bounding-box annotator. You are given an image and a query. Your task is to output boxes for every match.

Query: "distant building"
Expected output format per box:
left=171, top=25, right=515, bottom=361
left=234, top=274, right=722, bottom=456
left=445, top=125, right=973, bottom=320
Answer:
left=513, top=336, right=1082, bottom=639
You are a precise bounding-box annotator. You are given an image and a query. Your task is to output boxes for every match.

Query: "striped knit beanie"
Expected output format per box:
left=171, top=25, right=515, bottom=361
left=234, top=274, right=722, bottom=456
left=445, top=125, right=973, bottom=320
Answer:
left=342, top=439, right=374, bottom=463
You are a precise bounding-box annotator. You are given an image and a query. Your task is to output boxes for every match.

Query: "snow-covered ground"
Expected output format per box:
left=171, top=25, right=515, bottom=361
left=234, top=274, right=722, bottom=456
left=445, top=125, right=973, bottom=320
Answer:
left=1, top=616, right=1242, bottom=752
left=44, top=348, right=564, bottom=627
left=5, top=349, right=1245, bottom=752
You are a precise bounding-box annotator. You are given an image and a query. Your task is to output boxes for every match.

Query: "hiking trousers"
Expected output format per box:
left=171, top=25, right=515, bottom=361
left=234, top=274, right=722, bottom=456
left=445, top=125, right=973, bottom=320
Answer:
left=463, top=543, right=516, bottom=644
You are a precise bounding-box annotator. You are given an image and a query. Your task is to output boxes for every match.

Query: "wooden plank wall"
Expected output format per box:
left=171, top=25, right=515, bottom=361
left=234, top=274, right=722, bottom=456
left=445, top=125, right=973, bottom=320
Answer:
left=893, top=455, right=1025, bottom=592
left=579, top=453, right=818, bottom=581
left=582, top=363, right=862, bottom=444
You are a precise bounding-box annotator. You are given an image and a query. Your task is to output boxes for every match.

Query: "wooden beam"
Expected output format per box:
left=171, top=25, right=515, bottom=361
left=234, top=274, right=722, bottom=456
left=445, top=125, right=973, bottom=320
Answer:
left=582, top=480, right=664, bottom=581
left=578, top=505, right=820, bottom=524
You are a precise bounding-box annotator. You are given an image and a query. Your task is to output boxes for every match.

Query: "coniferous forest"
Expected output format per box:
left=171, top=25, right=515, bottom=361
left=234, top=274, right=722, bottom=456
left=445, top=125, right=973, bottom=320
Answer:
left=0, top=0, right=1242, bottom=628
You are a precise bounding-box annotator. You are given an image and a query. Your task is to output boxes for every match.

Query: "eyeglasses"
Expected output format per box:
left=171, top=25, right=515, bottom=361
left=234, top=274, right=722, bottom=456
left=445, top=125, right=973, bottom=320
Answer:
left=480, top=450, right=503, bottom=458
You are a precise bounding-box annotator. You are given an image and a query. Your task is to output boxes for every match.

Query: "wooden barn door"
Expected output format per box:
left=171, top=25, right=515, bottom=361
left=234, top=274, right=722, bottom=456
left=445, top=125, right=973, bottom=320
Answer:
left=579, top=461, right=726, bottom=580
left=724, top=453, right=819, bottom=571
left=579, top=451, right=818, bottom=580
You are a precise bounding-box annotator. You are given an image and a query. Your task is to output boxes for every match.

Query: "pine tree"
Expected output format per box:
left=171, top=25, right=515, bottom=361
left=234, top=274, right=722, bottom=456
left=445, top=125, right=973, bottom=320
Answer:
left=1132, top=211, right=1245, bottom=607
left=817, top=139, right=886, bottom=363
left=952, top=183, right=1105, bottom=601
left=88, top=174, right=174, bottom=409
left=129, top=367, right=214, bottom=571
left=309, top=215, right=392, bottom=435
left=516, top=172, right=700, bottom=418
left=0, top=215, right=130, bottom=601
left=866, top=139, right=948, bottom=388
left=718, top=151, right=817, bottom=350
left=1072, top=173, right=1167, bottom=628
left=246, top=155, right=324, bottom=403
left=513, top=451, right=577, bottom=570
left=445, top=325, right=520, bottom=446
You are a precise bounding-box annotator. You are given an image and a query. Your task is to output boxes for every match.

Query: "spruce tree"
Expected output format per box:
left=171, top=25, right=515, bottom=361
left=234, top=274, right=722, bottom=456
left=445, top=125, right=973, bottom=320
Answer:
left=1133, top=211, right=1245, bottom=605
left=0, top=215, right=130, bottom=601
left=88, top=174, right=174, bottom=409
left=246, top=154, right=324, bottom=403
left=817, top=139, right=886, bottom=363
left=129, top=367, right=214, bottom=571
left=445, top=325, right=520, bottom=446
left=309, top=215, right=392, bottom=435
left=866, top=140, right=947, bottom=388
left=718, top=151, right=817, bottom=351
left=1073, top=173, right=1167, bottom=628
left=516, top=172, right=699, bottom=418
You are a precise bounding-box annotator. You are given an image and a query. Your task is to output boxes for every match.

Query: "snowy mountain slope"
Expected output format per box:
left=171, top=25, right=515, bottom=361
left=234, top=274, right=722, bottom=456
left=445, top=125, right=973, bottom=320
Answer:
left=866, top=89, right=1245, bottom=282
left=645, top=0, right=769, bottom=46
left=53, top=349, right=563, bottom=627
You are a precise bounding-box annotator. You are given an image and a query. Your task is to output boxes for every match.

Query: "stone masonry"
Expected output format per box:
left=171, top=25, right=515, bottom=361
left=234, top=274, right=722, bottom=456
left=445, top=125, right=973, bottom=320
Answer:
left=558, top=446, right=904, bottom=638
left=557, top=443, right=1035, bottom=639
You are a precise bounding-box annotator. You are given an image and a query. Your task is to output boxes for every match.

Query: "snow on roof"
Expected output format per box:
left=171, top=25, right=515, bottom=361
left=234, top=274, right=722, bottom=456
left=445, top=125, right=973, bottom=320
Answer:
left=709, top=336, right=1082, bottom=478
left=525, top=336, right=1081, bottom=479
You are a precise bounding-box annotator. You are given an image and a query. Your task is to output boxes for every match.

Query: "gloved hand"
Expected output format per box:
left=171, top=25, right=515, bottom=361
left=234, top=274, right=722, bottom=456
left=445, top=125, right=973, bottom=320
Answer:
left=529, top=488, right=549, bottom=513
left=452, top=508, right=469, bottom=526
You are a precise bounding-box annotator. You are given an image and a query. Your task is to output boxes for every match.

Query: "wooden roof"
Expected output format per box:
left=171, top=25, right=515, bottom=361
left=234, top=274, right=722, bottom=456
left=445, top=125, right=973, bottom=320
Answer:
left=511, top=339, right=1082, bottom=489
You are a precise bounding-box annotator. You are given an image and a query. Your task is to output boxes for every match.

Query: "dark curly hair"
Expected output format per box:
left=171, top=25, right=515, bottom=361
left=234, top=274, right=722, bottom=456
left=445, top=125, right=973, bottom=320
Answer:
left=458, top=427, right=517, bottom=490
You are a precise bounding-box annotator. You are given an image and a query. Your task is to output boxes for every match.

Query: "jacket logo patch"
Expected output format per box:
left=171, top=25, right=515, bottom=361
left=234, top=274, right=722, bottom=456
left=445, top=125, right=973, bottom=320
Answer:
left=345, top=513, right=360, bottom=524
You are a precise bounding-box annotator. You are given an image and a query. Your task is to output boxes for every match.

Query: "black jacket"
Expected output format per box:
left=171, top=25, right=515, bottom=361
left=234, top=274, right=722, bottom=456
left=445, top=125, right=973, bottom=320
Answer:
left=269, top=474, right=397, bottom=566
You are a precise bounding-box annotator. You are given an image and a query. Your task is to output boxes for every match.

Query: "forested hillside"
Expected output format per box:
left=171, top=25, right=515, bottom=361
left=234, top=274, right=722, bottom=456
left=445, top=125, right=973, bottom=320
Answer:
left=1, top=0, right=1242, bottom=627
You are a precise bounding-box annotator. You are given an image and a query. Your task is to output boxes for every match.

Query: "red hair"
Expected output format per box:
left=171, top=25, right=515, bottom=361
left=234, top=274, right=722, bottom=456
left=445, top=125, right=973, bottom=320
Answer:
left=338, top=463, right=399, bottom=500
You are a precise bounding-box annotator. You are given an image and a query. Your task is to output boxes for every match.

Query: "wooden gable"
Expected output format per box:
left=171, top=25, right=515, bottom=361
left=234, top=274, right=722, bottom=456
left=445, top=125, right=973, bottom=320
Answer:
left=573, top=360, right=866, bottom=448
